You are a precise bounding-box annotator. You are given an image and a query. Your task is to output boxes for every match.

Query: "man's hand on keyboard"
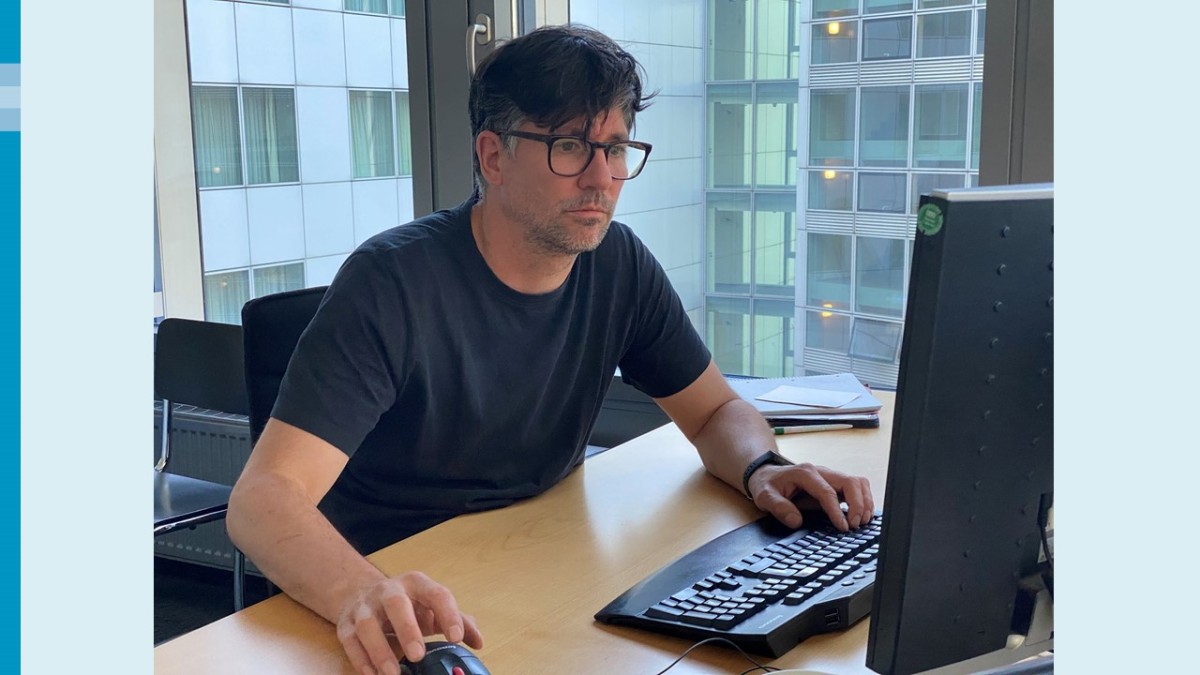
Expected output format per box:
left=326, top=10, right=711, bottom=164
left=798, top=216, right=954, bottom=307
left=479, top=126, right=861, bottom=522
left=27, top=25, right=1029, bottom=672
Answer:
left=747, top=462, right=874, bottom=532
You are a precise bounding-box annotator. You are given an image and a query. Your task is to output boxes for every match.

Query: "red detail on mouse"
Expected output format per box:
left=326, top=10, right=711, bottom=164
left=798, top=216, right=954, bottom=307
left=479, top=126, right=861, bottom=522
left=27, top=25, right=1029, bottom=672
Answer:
left=398, top=641, right=491, bottom=675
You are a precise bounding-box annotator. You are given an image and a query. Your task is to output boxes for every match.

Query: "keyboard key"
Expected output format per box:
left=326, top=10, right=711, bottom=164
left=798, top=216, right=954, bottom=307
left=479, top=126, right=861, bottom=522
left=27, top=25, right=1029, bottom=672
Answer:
left=679, top=611, right=718, bottom=627
left=670, top=588, right=699, bottom=603
left=645, top=605, right=685, bottom=620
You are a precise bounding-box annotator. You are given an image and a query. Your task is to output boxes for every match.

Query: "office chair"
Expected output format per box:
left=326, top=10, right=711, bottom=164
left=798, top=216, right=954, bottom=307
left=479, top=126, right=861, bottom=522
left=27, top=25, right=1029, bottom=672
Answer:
left=240, top=286, right=329, bottom=445
left=154, top=317, right=250, bottom=611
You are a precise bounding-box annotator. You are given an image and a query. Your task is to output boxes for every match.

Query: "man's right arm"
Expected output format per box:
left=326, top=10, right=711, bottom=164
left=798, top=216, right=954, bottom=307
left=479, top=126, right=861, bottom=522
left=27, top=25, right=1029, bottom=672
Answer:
left=227, top=418, right=483, bottom=675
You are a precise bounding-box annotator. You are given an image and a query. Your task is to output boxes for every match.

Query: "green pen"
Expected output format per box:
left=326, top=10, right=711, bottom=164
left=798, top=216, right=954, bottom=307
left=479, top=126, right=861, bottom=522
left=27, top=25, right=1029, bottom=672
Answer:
left=773, top=423, right=853, bottom=435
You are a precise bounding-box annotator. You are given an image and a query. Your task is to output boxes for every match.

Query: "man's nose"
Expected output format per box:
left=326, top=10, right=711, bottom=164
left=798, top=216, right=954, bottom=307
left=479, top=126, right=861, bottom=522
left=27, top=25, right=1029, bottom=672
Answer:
left=577, top=147, right=614, bottom=190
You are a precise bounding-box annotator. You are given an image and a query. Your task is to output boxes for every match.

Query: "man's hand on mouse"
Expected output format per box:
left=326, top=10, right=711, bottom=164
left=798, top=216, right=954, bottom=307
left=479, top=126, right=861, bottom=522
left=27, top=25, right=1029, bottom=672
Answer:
left=747, top=462, right=873, bottom=532
left=335, top=571, right=484, bottom=675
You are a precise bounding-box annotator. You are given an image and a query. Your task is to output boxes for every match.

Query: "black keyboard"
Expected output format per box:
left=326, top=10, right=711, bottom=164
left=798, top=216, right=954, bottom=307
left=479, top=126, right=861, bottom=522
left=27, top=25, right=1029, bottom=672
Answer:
left=595, top=512, right=883, bottom=657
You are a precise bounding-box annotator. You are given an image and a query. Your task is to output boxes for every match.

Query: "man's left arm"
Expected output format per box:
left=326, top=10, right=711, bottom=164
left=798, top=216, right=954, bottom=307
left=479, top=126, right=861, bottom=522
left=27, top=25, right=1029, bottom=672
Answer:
left=653, top=360, right=874, bottom=531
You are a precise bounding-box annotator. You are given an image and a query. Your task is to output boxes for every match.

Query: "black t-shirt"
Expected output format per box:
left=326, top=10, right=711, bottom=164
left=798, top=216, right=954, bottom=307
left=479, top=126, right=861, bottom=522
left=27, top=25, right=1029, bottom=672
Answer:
left=273, top=199, right=711, bottom=554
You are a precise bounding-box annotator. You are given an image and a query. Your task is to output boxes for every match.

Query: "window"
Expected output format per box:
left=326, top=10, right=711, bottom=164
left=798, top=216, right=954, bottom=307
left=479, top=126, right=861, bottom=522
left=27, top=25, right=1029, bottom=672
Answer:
left=808, top=89, right=855, bottom=167
left=756, top=0, right=802, bottom=79
left=350, top=90, right=396, bottom=178
left=812, top=20, right=858, bottom=65
left=806, top=309, right=850, bottom=353
left=709, top=0, right=754, bottom=81
left=855, top=237, right=906, bottom=317
left=708, top=84, right=753, bottom=189
left=863, top=17, right=912, bottom=60
left=911, top=172, right=964, bottom=213
left=191, top=86, right=299, bottom=188
left=345, top=0, right=404, bottom=16
left=806, top=233, right=851, bottom=311
left=191, top=87, right=242, bottom=188
left=203, top=262, right=305, bottom=325
left=242, top=87, right=300, bottom=184
left=395, top=91, right=413, bottom=176
left=918, top=0, right=970, bottom=8
left=807, top=169, right=853, bottom=211
left=971, top=81, right=982, bottom=170
left=708, top=193, right=753, bottom=294
left=916, top=10, right=972, bottom=58
left=976, top=8, right=986, bottom=55
left=706, top=297, right=795, bottom=377
left=813, top=0, right=857, bottom=19
left=914, top=83, right=968, bottom=168
left=755, top=82, right=798, bottom=188
left=857, top=172, right=907, bottom=212
left=865, top=0, right=913, bottom=14
left=859, top=86, right=910, bottom=167
left=753, top=193, right=796, bottom=295
left=849, top=317, right=902, bottom=362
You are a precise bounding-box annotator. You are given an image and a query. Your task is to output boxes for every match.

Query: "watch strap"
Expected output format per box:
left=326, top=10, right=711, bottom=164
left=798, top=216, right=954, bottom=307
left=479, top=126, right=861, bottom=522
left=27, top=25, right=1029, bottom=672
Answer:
left=741, top=451, right=794, bottom=499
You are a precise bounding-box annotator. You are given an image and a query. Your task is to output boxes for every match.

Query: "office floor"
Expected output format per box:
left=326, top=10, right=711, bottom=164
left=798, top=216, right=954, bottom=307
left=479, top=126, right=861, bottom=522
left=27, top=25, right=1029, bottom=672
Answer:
left=154, top=557, right=274, bottom=646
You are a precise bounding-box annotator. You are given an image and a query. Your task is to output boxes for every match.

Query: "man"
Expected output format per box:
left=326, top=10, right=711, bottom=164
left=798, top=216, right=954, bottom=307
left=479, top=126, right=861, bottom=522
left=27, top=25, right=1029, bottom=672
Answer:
left=228, top=25, right=873, bottom=675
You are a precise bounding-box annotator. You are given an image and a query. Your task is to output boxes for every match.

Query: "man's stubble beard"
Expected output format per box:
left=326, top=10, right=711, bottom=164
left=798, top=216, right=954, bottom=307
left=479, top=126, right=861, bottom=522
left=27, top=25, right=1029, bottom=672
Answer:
left=501, top=195, right=614, bottom=257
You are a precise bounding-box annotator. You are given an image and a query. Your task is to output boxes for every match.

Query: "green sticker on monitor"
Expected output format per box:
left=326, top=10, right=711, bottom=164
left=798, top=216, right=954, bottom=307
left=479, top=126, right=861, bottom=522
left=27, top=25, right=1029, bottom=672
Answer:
left=917, top=203, right=944, bottom=236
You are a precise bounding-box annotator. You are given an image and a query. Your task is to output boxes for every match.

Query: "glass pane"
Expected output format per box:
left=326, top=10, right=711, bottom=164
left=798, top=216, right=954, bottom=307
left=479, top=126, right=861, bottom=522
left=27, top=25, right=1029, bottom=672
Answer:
left=914, top=83, right=968, bottom=168
left=806, top=310, right=850, bottom=354
left=807, top=170, right=853, bottom=210
left=350, top=90, right=396, bottom=178
left=395, top=91, right=413, bottom=176
left=345, top=0, right=388, bottom=13
left=858, top=172, right=907, bottom=212
left=855, top=237, right=905, bottom=317
left=865, top=0, right=913, bottom=14
left=204, top=271, right=250, bottom=325
left=976, top=8, right=986, bottom=54
left=916, top=10, right=971, bottom=58
left=752, top=299, right=795, bottom=377
left=808, top=89, right=855, bottom=167
left=859, top=86, right=910, bottom=168
left=707, top=296, right=752, bottom=376
left=971, top=81, right=982, bottom=170
left=708, top=84, right=753, bottom=188
left=918, top=0, right=970, bottom=8
left=850, top=317, right=902, bottom=362
left=814, top=0, right=858, bottom=19
left=707, top=193, right=753, bottom=294
left=757, top=0, right=802, bottom=79
left=253, top=262, right=305, bottom=298
left=390, top=0, right=406, bottom=18
left=812, top=20, right=858, bottom=65
left=242, top=87, right=300, bottom=184
left=755, top=82, right=798, bottom=188
left=806, top=233, right=851, bottom=311
left=753, top=193, right=796, bottom=295
left=709, top=0, right=754, bottom=80
left=863, top=17, right=912, bottom=60
left=911, top=172, right=964, bottom=213
left=191, top=86, right=242, bottom=188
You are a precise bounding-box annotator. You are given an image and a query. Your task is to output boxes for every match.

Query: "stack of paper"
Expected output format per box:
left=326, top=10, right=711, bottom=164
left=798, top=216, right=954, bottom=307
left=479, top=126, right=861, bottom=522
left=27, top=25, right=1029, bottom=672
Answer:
left=728, top=373, right=883, bottom=430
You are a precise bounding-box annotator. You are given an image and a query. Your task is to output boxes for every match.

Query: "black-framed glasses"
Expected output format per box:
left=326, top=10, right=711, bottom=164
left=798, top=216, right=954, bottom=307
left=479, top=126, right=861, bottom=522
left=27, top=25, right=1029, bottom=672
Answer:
left=496, top=130, right=653, bottom=180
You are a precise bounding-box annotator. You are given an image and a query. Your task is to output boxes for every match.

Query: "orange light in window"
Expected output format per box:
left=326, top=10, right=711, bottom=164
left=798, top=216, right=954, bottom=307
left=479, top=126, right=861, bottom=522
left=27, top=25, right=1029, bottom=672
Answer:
left=823, top=169, right=837, bottom=180
left=821, top=302, right=834, bottom=318
left=828, top=22, right=841, bottom=36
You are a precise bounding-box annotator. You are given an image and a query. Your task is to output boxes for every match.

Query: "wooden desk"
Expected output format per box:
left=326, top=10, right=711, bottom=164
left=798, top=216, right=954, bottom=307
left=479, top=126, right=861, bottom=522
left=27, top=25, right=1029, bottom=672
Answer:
left=154, top=393, right=893, bottom=674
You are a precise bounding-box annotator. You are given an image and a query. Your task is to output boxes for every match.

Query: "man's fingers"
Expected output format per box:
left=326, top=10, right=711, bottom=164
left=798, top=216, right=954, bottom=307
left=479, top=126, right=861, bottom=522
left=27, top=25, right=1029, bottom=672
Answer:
left=378, top=587, right=426, bottom=663
left=460, top=613, right=485, bottom=650
left=840, top=477, right=869, bottom=528
left=336, top=622, right=377, bottom=675
left=405, top=574, right=467, bottom=644
left=755, top=486, right=803, bottom=529
left=349, top=603, right=401, bottom=675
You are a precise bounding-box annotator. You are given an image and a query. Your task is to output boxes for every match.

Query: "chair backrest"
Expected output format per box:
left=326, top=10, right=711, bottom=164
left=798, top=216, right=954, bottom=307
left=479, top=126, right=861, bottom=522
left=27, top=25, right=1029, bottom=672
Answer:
left=241, top=286, right=329, bottom=446
left=155, top=318, right=250, bottom=416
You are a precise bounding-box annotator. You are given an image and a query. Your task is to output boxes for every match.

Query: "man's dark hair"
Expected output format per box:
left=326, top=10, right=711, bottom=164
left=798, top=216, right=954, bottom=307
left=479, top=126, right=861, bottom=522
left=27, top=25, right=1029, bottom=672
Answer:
left=468, top=24, right=655, bottom=193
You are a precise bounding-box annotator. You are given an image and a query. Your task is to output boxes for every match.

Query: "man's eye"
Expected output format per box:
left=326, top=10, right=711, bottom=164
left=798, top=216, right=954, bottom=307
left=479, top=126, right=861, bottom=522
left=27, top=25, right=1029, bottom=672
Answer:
left=555, top=140, right=584, bottom=153
left=610, top=145, right=628, bottom=159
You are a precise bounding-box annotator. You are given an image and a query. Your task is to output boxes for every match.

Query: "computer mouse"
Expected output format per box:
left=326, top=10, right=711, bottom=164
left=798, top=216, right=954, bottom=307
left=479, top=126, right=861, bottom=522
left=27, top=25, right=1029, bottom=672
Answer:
left=398, top=641, right=491, bottom=675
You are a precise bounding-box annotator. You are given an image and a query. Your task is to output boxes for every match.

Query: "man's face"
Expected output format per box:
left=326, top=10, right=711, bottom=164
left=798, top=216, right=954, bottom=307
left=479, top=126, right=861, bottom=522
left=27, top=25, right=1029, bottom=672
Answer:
left=497, top=108, right=629, bottom=257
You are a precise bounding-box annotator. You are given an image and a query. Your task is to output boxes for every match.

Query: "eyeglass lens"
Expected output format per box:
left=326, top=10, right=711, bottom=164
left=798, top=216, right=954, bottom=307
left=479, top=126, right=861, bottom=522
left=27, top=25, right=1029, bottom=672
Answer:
left=549, top=138, right=647, bottom=179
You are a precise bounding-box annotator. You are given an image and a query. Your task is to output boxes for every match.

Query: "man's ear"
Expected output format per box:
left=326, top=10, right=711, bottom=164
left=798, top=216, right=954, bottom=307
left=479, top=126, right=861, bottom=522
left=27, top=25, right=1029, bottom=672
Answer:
left=476, top=131, right=506, bottom=188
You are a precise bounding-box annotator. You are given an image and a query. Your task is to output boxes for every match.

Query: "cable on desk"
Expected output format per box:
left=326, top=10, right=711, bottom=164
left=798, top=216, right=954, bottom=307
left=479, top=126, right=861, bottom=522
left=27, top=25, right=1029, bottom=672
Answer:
left=652, top=637, right=780, bottom=675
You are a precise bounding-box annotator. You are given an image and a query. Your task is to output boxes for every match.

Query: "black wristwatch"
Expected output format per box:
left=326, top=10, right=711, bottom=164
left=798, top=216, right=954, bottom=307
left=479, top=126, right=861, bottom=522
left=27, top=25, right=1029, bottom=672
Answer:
left=741, top=451, right=794, bottom=499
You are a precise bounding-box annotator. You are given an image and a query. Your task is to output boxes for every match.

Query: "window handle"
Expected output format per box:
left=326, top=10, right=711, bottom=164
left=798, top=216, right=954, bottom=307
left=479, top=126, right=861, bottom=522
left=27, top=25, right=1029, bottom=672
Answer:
left=467, top=14, right=493, bottom=77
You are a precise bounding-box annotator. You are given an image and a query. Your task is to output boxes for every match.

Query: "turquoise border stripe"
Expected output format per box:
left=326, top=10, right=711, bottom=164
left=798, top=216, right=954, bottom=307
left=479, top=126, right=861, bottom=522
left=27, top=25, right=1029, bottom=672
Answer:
left=0, top=129, right=17, bottom=674
left=2, top=0, right=16, bottom=670
left=0, top=0, right=16, bottom=63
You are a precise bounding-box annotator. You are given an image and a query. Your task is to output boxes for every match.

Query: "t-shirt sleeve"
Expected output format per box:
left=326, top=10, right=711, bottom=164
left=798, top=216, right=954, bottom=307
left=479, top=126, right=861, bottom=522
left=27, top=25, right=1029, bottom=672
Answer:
left=270, top=250, right=409, bottom=456
left=617, top=234, right=712, bottom=399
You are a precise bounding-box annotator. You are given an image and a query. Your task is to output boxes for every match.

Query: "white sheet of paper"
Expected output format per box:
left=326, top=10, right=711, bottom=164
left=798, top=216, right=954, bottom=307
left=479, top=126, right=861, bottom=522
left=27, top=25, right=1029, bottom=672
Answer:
left=755, top=385, right=860, bottom=409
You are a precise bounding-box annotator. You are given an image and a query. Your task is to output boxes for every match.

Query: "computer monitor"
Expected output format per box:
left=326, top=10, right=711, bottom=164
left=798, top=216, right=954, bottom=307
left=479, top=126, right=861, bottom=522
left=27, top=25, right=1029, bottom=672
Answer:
left=866, top=184, right=1054, bottom=675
